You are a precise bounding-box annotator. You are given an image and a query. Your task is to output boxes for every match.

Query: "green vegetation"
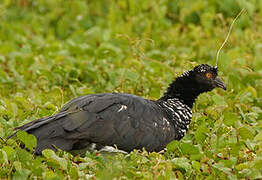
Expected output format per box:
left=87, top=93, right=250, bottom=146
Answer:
left=0, top=0, right=261, bottom=179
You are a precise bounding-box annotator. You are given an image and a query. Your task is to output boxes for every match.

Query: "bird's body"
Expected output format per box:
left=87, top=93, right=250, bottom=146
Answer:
left=11, top=64, right=226, bottom=155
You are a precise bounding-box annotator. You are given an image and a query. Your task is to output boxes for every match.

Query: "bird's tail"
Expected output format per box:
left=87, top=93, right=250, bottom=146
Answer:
left=8, top=112, right=76, bottom=155
left=8, top=112, right=68, bottom=139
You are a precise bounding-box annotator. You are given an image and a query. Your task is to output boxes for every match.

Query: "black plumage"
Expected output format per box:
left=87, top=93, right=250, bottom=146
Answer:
left=11, top=64, right=226, bottom=155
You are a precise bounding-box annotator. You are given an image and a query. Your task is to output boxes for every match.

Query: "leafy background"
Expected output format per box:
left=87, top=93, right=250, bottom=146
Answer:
left=0, top=0, right=261, bottom=179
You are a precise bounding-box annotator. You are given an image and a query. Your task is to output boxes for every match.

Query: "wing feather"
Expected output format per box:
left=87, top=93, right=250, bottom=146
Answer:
left=11, top=93, right=175, bottom=153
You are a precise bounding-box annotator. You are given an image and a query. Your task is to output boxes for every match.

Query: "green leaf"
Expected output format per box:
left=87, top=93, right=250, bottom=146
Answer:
left=2, top=146, right=16, bottom=161
left=238, top=126, right=255, bottom=140
left=13, top=169, right=31, bottom=180
left=247, top=86, right=257, bottom=98
left=224, top=112, right=238, bottom=127
left=13, top=161, right=22, bottom=171
left=212, top=94, right=227, bottom=107
left=195, top=123, right=209, bottom=144
left=16, top=131, right=37, bottom=151
left=212, top=163, right=237, bottom=180
left=42, top=149, right=68, bottom=170
left=16, top=149, right=34, bottom=163
left=166, top=140, right=179, bottom=152
left=248, top=169, right=262, bottom=179
left=235, top=162, right=249, bottom=171
left=69, top=166, right=79, bottom=179
left=253, top=157, right=262, bottom=169
left=180, top=143, right=200, bottom=155
left=192, top=161, right=201, bottom=172
left=43, top=170, right=57, bottom=179
left=0, top=149, right=8, bottom=164
left=254, top=132, right=262, bottom=141
left=171, top=157, right=192, bottom=173
left=190, top=153, right=203, bottom=161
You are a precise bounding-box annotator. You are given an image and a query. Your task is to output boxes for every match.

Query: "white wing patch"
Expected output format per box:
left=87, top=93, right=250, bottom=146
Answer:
left=118, top=105, right=127, bottom=112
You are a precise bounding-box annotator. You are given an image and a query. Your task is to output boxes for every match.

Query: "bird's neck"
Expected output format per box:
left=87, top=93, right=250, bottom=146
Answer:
left=158, top=70, right=203, bottom=108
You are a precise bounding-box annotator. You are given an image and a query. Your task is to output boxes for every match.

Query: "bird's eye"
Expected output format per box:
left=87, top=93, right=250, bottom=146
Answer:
left=205, top=72, right=212, bottom=79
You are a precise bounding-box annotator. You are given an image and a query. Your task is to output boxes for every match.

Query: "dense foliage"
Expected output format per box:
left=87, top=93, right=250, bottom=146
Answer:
left=0, top=0, right=261, bottom=179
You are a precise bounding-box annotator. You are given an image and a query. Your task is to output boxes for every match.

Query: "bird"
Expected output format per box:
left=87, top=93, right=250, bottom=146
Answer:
left=10, top=64, right=226, bottom=155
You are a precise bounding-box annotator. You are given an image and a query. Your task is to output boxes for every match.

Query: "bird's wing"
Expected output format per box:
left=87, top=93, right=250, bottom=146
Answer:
left=63, top=94, right=175, bottom=152
left=13, top=93, right=175, bottom=153
left=13, top=93, right=109, bottom=132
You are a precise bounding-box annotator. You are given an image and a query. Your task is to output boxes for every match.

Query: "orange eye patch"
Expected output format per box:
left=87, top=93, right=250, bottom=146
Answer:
left=205, top=72, right=212, bottom=79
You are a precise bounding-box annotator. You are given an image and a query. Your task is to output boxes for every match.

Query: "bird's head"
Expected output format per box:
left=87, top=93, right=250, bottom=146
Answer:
left=161, top=64, right=226, bottom=108
left=192, top=64, right=226, bottom=92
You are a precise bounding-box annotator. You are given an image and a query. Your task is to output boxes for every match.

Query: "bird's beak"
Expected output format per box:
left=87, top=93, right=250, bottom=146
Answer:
left=214, top=77, right=226, bottom=90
